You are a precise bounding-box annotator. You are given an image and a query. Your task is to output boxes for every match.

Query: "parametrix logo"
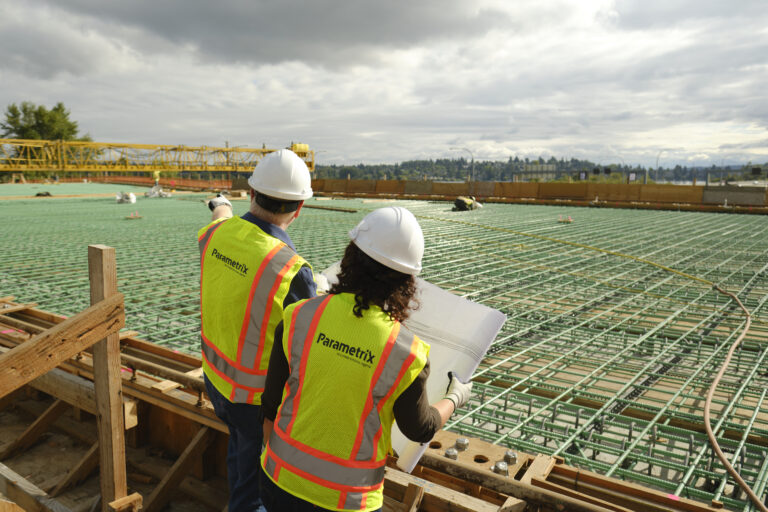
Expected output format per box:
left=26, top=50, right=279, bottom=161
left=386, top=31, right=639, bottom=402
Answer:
left=211, top=248, right=248, bottom=276
left=316, top=332, right=375, bottom=367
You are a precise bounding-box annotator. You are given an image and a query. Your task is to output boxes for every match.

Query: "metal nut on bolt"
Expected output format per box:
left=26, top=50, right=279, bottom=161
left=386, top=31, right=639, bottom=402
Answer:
left=455, top=437, right=470, bottom=451
left=492, top=461, right=509, bottom=476
left=504, top=450, right=518, bottom=465
left=444, top=447, right=459, bottom=460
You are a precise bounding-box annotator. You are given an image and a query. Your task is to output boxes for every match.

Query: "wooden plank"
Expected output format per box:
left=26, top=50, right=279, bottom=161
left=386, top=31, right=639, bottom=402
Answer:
left=50, top=442, right=99, bottom=497
left=107, top=493, right=142, bottom=512
left=520, top=454, right=556, bottom=485
left=498, top=496, right=527, bottom=512
left=0, top=348, right=138, bottom=430
left=0, top=399, right=69, bottom=459
left=420, top=452, right=608, bottom=512
left=88, top=244, right=128, bottom=512
left=0, top=304, right=37, bottom=315
left=0, top=389, right=20, bottom=413
left=0, top=462, right=74, bottom=512
left=54, top=351, right=226, bottom=434
left=531, top=478, right=631, bottom=512
left=0, top=291, right=124, bottom=398
left=151, top=367, right=204, bottom=393
left=144, top=426, right=214, bottom=512
left=0, top=497, right=26, bottom=512
left=402, top=483, right=425, bottom=512
left=548, top=465, right=721, bottom=512
left=0, top=315, right=45, bottom=335
left=126, top=457, right=225, bottom=510
left=384, top=467, right=501, bottom=512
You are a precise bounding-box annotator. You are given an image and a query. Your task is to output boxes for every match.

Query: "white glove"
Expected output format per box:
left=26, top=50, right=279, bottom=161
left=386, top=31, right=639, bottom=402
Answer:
left=444, top=372, right=473, bottom=410
left=208, top=193, right=232, bottom=211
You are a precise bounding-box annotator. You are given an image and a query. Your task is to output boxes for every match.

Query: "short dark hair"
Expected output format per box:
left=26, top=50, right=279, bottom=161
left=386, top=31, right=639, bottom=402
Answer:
left=329, top=242, right=419, bottom=323
left=254, top=191, right=301, bottom=213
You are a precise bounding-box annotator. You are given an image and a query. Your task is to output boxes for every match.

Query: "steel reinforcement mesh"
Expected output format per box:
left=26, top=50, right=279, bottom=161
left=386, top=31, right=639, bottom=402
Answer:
left=2, top=183, right=768, bottom=510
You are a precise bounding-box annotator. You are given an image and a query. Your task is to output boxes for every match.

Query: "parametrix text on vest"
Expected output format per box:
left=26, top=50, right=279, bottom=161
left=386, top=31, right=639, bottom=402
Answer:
left=316, top=332, right=375, bottom=367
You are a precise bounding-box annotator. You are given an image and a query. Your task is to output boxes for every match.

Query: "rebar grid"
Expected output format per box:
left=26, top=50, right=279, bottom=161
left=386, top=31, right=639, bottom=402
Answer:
left=2, top=183, right=767, bottom=510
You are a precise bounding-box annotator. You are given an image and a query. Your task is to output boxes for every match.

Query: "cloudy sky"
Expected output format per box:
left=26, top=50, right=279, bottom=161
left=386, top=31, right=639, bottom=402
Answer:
left=1, top=0, right=767, bottom=167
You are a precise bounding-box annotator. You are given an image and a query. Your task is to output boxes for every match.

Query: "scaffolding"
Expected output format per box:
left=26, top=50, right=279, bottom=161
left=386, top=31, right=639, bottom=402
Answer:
left=1, top=183, right=767, bottom=510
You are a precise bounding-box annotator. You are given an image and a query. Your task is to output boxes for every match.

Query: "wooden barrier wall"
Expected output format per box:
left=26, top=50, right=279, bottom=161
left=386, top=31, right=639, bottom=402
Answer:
left=311, top=179, right=768, bottom=210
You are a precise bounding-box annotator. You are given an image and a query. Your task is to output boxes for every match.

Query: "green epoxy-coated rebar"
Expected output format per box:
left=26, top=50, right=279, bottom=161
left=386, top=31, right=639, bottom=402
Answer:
left=2, top=183, right=768, bottom=510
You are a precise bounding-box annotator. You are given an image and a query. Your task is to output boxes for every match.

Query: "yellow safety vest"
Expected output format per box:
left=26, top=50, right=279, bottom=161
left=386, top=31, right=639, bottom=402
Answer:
left=261, top=293, right=429, bottom=511
left=198, top=217, right=309, bottom=404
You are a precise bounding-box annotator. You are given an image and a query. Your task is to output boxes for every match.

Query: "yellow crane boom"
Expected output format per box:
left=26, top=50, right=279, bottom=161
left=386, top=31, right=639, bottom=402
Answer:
left=0, top=139, right=315, bottom=173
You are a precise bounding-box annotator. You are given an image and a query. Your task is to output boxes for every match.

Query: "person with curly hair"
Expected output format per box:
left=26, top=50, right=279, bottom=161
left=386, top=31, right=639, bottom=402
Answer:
left=258, top=206, right=472, bottom=512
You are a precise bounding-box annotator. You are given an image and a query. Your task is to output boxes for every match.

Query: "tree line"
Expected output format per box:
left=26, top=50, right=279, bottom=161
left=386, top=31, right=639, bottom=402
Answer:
left=3, top=102, right=764, bottom=184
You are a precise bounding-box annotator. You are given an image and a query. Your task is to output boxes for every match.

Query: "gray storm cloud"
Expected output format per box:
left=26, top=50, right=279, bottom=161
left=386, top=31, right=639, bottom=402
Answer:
left=0, top=0, right=766, bottom=166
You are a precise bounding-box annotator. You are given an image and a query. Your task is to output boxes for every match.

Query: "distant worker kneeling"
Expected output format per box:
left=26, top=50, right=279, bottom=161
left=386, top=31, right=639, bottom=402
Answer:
left=452, top=196, right=482, bottom=211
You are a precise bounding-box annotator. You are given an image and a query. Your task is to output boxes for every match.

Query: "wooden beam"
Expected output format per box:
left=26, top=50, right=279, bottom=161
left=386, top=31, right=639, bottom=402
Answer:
left=144, top=426, right=214, bottom=512
left=107, top=493, right=142, bottom=512
left=519, top=454, right=556, bottom=485
left=126, top=457, right=226, bottom=510
left=0, top=303, right=37, bottom=315
left=0, top=348, right=138, bottom=430
left=0, top=389, right=20, bottom=413
left=88, top=244, right=128, bottom=512
left=0, top=462, right=74, bottom=512
left=50, top=442, right=99, bottom=497
left=531, top=478, right=632, bottom=512
left=419, top=452, right=608, bottom=512
left=383, top=467, right=501, bottom=512
left=0, top=291, right=124, bottom=398
left=0, top=399, right=69, bottom=459
left=402, top=483, right=425, bottom=512
left=0, top=497, right=26, bottom=512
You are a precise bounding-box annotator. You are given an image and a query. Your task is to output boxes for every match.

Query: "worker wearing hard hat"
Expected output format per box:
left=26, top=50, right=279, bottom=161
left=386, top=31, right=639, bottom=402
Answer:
left=452, top=196, right=483, bottom=212
left=199, top=149, right=316, bottom=512
left=258, top=206, right=473, bottom=512
left=452, top=195, right=482, bottom=211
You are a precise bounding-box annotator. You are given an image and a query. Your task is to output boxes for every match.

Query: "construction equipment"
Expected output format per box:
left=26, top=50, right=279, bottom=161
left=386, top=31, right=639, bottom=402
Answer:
left=0, top=139, right=315, bottom=174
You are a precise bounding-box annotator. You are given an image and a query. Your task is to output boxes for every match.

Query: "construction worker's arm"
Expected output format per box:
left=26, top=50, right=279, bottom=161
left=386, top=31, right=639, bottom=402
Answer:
left=206, top=193, right=233, bottom=221
left=261, top=321, right=290, bottom=445
left=393, top=364, right=472, bottom=443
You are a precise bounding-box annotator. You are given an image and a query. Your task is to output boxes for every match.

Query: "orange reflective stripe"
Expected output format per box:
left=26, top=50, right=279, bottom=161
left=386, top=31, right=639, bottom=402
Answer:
left=272, top=424, right=385, bottom=470
left=265, top=439, right=384, bottom=491
left=236, top=243, right=284, bottom=362
left=253, top=253, right=299, bottom=367
left=370, top=334, right=419, bottom=456
left=349, top=323, right=399, bottom=460
left=284, top=295, right=332, bottom=437
left=198, top=221, right=226, bottom=331
left=202, top=339, right=266, bottom=389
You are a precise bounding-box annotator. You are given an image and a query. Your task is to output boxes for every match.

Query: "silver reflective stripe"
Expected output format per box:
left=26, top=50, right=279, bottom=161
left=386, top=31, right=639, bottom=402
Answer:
left=239, top=245, right=298, bottom=369
left=277, top=296, right=327, bottom=433
left=264, top=451, right=277, bottom=476
left=198, top=222, right=221, bottom=256
left=354, top=326, right=416, bottom=461
left=268, top=432, right=385, bottom=487
left=202, top=339, right=267, bottom=389
left=232, top=387, right=250, bottom=402
left=343, top=492, right=364, bottom=510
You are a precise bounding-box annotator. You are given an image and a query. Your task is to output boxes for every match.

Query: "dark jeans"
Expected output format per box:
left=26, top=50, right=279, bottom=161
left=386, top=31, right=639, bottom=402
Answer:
left=204, top=375, right=266, bottom=512
left=259, top=467, right=381, bottom=512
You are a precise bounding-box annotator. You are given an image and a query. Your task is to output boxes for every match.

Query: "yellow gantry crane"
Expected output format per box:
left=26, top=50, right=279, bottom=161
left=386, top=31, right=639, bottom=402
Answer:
left=0, top=139, right=315, bottom=173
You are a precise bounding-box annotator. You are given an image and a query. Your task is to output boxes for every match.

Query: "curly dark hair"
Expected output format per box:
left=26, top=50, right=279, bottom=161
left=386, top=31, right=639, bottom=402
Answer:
left=329, top=242, right=419, bottom=323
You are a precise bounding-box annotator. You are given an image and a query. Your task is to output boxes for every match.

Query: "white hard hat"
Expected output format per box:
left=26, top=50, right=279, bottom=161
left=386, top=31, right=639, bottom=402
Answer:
left=247, top=149, right=313, bottom=201
left=349, top=207, right=424, bottom=275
